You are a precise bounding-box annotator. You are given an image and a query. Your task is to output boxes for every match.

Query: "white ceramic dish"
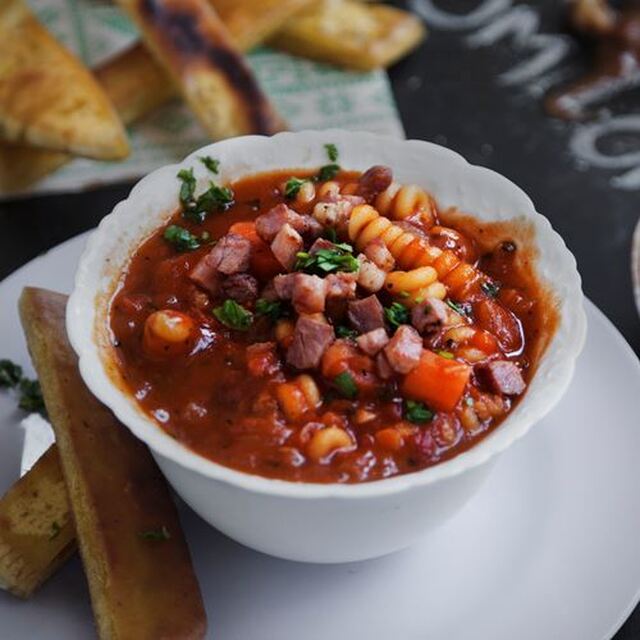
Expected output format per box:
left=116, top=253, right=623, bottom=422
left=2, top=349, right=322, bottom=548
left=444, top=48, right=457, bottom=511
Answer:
left=2, top=234, right=640, bottom=640
left=67, top=130, right=587, bottom=562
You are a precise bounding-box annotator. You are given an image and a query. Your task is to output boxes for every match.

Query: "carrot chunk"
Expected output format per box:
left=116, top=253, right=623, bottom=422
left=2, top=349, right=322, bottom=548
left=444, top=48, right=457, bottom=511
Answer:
left=401, top=350, right=471, bottom=412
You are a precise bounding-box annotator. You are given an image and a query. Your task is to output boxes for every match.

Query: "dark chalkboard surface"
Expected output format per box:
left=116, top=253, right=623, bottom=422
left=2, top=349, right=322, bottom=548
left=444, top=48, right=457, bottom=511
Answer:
left=0, top=0, right=639, bottom=636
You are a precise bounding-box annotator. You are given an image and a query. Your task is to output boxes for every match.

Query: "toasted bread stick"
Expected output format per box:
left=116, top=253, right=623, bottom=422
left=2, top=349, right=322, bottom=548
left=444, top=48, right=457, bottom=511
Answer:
left=115, top=0, right=285, bottom=140
left=0, top=0, right=129, bottom=159
left=19, top=288, right=206, bottom=640
left=270, top=0, right=426, bottom=71
left=0, top=445, right=75, bottom=598
left=0, top=44, right=176, bottom=194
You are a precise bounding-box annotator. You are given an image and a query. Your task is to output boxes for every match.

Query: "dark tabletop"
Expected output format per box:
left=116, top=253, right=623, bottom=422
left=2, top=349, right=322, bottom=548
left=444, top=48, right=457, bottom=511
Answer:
left=1, top=0, right=639, bottom=636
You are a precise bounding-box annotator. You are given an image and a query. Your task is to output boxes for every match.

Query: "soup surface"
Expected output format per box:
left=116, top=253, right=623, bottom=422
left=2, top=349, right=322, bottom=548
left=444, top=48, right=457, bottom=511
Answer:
left=110, top=154, right=552, bottom=483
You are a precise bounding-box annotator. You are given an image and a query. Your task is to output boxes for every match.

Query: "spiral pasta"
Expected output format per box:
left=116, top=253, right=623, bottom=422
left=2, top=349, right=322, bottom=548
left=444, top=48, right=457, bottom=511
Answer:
left=375, top=182, right=437, bottom=228
left=385, top=267, right=446, bottom=304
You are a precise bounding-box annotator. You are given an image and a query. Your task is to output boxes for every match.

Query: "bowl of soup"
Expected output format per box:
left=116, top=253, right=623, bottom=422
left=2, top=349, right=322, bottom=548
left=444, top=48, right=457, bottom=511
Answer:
left=67, top=130, right=586, bottom=562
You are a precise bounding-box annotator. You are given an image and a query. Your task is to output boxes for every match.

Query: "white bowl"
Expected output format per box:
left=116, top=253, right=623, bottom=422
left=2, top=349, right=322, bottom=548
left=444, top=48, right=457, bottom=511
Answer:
left=67, top=130, right=586, bottom=563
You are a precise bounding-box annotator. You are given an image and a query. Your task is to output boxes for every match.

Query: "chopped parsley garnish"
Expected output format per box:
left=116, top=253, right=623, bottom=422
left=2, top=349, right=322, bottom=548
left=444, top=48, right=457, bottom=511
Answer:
left=18, top=378, right=45, bottom=414
left=255, top=299, right=284, bottom=322
left=334, top=371, right=358, bottom=399
left=49, top=521, right=62, bottom=541
left=199, top=156, right=220, bottom=173
left=325, top=143, right=339, bottom=162
left=139, top=525, right=171, bottom=541
left=177, top=168, right=196, bottom=205
left=284, top=177, right=307, bottom=199
left=184, top=183, right=235, bottom=223
left=437, top=350, right=455, bottom=360
left=316, top=163, right=340, bottom=182
left=336, top=325, right=358, bottom=339
left=295, top=245, right=359, bottom=275
left=0, top=359, right=22, bottom=388
left=164, top=225, right=201, bottom=252
left=404, top=400, right=434, bottom=424
left=213, top=299, right=253, bottom=331
left=384, top=302, right=410, bottom=330
left=323, top=227, right=338, bottom=243
left=446, top=299, right=473, bottom=318
left=481, top=281, right=501, bottom=298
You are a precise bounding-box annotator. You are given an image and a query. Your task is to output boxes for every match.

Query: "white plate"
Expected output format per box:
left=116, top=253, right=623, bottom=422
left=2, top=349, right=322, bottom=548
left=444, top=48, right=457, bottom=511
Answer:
left=1, top=233, right=639, bottom=640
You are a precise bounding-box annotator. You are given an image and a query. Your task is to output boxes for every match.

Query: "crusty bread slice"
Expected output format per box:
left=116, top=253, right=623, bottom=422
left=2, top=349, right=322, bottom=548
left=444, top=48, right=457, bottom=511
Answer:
left=269, top=0, right=426, bottom=71
left=0, top=445, right=75, bottom=599
left=0, top=0, right=129, bottom=159
left=114, top=0, right=285, bottom=140
left=0, top=44, right=175, bottom=194
left=19, top=287, right=206, bottom=640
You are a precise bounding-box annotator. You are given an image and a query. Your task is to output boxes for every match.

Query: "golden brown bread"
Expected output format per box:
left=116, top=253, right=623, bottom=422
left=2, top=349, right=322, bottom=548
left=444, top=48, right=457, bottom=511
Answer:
left=269, top=0, right=426, bottom=71
left=0, top=445, right=75, bottom=598
left=0, top=44, right=177, bottom=194
left=114, top=0, right=285, bottom=140
left=19, top=287, right=206, bottom=640
left=0, top=0, right=129, bottom=160
left=210, top=0, right=314, bottom=50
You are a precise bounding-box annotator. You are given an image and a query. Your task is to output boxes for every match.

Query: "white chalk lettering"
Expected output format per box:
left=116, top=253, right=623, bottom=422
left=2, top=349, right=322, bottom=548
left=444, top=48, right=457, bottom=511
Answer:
left=467, top=6, right=573, bottom=85
left=571, top=115, right=640, bottom=190
left=408, top=0, right=510, bottom=31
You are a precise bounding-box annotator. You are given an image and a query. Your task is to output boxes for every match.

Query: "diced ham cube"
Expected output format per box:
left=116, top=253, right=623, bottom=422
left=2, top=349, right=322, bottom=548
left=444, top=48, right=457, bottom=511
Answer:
left=411, top=297, right=449, bottom=335
left=309, top=238, right=337, bottom=255
left=292, top=274, right=327, bottom=314
left=256, top=203, right=299, bottom=242
left=273, top=273, right=297, bottom=299
left=189, top=257, right=221, bottom=295
left=193, top=232, right=251, bottom=281
left=357, top=165, right=393, bottom=200
left=347, top=295, right=385, bottom=333
left=477, top=360, right=526, bottom=396
left=312, top=195, right=364, bottom=228
left=271, top=223, right=303, bottom=270
left=364, top=238, right=394, bottom=271
left=221, top=273, right=258, bottom=305
left=384, top=325, right=422, bottom=374
left=256, top=203, right=322, bottom=243
left=357, top=254, right=386, bottom=292
left=287, top=315, right=335, bottom=370
left=325, top=272, right=357, bottom=299
left=375, top=351, right=394, bottom=380
left=357, top=328, right=389, bottom=356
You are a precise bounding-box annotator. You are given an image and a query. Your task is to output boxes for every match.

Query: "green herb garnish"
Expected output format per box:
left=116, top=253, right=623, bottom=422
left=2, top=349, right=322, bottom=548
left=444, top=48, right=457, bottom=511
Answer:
left=324, top=228, right=338, bottom=243
left=316, top=163, right=341, bottom=182
left=49, top=521, right=62, bottom=541
left=213, top=299, right=253, bottom=331
left=255, top=299, right=284, bottom=322
left=295, top=245, right=358, bottom=275
left=0, top=359, right=22, bottom=388
left=446, top=299, right=472, bottom=318
left=334, top=371, right=358, bottom=399
left=184, top=183, right=235, bottom=223
left=325, top=143, right=339, bottom=162
left=384, top=302, right=410, bottom=330
left=481, top=281, right=501, bottom=298
left=164, top=225, right=201, bottom=252
left=336, top=326, right=358, bottom=339
left=139, top=525, right=171, bottom=541
left=437, top=350, right=455, bottom=360
left=199, top=156, right=220, bottom=174
left=177, top=168, right=196, bottom=205
left=404, top=400, right=434, bottom=424
left=284, top=177, right=307, bottom=199
left=18, top=378, right=45, bottom=414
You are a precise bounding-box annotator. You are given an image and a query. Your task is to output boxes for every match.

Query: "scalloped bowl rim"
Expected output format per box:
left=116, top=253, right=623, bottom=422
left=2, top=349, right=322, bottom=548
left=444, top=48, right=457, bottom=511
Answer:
left=67, top=130, right=587, bottom=500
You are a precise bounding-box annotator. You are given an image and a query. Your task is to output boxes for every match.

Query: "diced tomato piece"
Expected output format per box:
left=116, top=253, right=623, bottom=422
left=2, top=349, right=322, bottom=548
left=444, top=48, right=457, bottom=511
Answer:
left=229, top=221, right=281, bottom=279
left=473, top=298, right=523, bottom=354
left=470, top=329, right=499, bottom=354
left=401, top=350, right=471, bottom=412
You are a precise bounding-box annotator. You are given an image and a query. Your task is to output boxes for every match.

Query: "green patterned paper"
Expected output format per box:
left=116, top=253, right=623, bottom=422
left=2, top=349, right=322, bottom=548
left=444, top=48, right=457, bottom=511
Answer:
left=16, top=0, right=404, bottom=197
